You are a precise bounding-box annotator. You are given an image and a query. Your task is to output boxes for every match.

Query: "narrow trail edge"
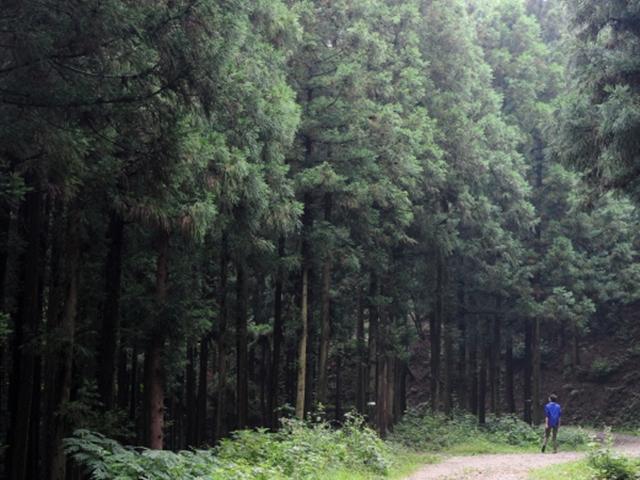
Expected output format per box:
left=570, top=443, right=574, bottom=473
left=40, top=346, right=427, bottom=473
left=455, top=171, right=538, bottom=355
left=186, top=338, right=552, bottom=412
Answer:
left=405, top=434, right=640, bottom=480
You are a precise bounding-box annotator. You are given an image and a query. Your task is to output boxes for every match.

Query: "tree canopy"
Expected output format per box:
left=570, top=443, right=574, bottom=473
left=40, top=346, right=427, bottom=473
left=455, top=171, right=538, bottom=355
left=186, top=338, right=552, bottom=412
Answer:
left=2, top=1, right=640, bottom=479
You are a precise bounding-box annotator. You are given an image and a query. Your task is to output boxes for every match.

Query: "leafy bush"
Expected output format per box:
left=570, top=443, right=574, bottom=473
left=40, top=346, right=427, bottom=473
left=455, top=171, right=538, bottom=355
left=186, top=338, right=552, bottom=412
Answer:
left=388, top=406, right=474, bottom=450
left=587, top=430, right=639, bottom=480
left=389, top=406, right=540, bottom=451
left=65, top=413, right=390, bottom=480
left=556, top=426, right=590, bottom=448
left=590, top=358, right=619, bottom=382
left=484, top=414, right=539, bottom=445
left=65, top=430, right=248, bottom=480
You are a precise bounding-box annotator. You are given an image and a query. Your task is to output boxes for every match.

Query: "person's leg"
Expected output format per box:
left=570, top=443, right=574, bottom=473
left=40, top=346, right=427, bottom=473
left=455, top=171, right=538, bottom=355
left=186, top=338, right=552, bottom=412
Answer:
left=552, top=427, right=558, bottom=453
left=542, top=427, right=551, bottom=452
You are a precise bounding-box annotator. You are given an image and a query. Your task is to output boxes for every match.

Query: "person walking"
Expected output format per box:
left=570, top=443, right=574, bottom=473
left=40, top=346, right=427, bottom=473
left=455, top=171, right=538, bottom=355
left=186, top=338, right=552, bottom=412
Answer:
left=541, top=394, right=562, bottom=453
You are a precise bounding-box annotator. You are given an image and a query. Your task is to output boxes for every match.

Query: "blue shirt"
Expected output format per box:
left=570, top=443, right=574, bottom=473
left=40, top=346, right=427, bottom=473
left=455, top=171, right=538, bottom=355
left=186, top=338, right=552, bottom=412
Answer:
left=545, top=402, right=561, bottom=427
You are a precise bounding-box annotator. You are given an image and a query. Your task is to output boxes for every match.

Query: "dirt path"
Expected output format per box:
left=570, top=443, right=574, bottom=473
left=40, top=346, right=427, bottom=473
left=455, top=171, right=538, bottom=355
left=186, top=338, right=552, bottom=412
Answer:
left=405, top=435, right=640, bottom=480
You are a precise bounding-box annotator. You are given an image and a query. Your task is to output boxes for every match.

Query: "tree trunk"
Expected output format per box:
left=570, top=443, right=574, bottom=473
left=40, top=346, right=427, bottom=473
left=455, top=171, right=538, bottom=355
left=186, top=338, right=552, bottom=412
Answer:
left=464, top=311, right=473, bottom=412
left=28, top=358, right=42, bottom=480
left=490, top=313, right=501, bottom=414
left=285, top=341, right=295, bottom=407
left=7, top=178, right=43, bottom=480
left=296, top=194, right=312, bottom=420
left=269, top=237, right=285, bottom=429
left=367, top=275, right=378, bottom=412
left=457, top=309, right=467, bottom=409
left=317, top=193, right=332, bottom=406
left=394, top=360, right=406, bottom=423
left=523, top=318, right=533, bottom=424
left=145, top=333, right=164, bottom=449
left=197, top=337, right=209, bottom=444
left=531, top=141, right=544, bottom=425
left=505, top=324, right=515, bottom=413
left=376, top=355, right=388, bottom=437
left=335, top=354, right=342, bottom=422
left=129, top=346, right=138, bottom=423
left=235, top=259, right=248, bottom=429
left=117, top=348, right=130, bottom=411
left=356, top=292, right=366, bottom=414
left=0, top=200, right=9, bottom=450
left=31, top=195, right=53, bottom=480
left=215, top=233, right=229, bottom=440
left=376, top=300, right=386, bottom=436
left=304, top=323, right=315, bottom=416
left=185, top=345, right=197, bottom=446
left=0, top=199, right=9, bottom=309
left=295, top=266, right=309, bottom=420
left=386, top=356, right=395, bottom=430
left=478, top=319, right=489, bottom=425
left=442, top=318, right=453, bottom=415
left=532, top=317, right=542, bottom=424
left=439, top=255, right=452, bottom=416
left=43, top=200, right=64, bottom=480
left=145, top=231, right=169, bottom=449
left=468, top=318, right=478, bottom=415
left=260, top=335, right=270, bottom=426
left=167, top=395, right=177, bottom=450
left=48, top=220, right=80, bottom=480
left=429, top=307, right=441, bottom=411
left=571, top=320, right=580, bottom=369
left=98, top=213, right=124, bottom=411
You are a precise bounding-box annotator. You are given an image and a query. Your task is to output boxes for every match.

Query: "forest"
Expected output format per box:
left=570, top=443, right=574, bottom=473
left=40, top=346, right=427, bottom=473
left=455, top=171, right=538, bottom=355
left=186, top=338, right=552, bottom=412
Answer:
left=2, top=0, right=640, bottom=479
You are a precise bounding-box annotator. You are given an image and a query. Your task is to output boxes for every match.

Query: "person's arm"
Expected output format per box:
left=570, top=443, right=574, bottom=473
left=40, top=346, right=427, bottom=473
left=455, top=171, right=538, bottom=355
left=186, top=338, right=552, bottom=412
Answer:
left=544, top=405, right=549, bottom=428
left=558, top=406, right=561, bottom=427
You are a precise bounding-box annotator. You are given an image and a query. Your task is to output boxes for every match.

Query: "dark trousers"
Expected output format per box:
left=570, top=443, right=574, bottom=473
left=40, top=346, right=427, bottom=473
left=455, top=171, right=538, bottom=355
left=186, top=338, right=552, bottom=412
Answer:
left=543, top=425, right=558, bottom=452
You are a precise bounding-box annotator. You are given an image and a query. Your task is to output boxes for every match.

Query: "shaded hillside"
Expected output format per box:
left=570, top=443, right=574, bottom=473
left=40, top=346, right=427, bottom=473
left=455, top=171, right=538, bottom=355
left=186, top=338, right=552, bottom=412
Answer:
left=407, top=301, right=640, bottom=427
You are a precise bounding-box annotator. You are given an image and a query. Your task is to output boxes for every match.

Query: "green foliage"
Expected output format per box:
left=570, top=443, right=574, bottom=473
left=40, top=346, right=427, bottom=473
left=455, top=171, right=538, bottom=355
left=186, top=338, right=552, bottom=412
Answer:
left=389, top=408, right=474, bottom=451
left=388, top=407, right=542, bottom=452
left=587, top=430, right=640, bottom=480
left=65, top=414, right=391, bottom=480
left=558, top=0, right=640, bottom=202
left=6, top=0, right=640, bottom=475
left=65, top=430, right=281, bottom=480
left=530, top=460, right=592, bottom=480
left=556, top=427, right=590, bottom=449
left=218, top=415, right=389, bottom=478
left=589, top=358, right=621, bottom=382
left=484, top=414, right=540, bottom=446
left=60, top=382, right=134, bottom=441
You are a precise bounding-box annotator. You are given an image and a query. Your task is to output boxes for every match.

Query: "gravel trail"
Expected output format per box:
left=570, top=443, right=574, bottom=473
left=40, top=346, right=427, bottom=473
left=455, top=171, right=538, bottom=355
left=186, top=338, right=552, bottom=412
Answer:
left=405, top=434, right=640, bottom=480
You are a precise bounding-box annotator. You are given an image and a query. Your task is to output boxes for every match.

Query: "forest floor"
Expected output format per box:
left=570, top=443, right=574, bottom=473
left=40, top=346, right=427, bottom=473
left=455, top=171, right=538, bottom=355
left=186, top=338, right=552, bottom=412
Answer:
left=404, top=434, right=640, bottom=480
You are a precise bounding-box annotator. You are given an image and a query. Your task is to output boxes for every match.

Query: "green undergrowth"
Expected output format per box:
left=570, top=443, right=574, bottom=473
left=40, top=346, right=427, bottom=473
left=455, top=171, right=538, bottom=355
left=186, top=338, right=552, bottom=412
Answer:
left=66, top=413, right=401, bottom=480
left=389, top=406, right=590, bottom=455
left=529, top=460, right=592, bottom=480
left=65, top=408, right=596, bottom=480
left=530, top=429, right=640, bottom=480
left=329, top=447, right=438, bottom=480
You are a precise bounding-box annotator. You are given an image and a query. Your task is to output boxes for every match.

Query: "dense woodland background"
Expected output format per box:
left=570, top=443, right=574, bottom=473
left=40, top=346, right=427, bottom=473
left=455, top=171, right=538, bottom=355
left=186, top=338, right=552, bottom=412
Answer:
left=2, top=0, right=640, bottom=479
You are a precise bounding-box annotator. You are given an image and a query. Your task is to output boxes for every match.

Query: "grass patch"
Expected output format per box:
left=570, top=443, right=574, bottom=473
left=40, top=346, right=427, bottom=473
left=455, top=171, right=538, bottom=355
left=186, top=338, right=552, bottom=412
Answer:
left=327, top=447, right=439, bottom=480
left=387, top=448, right=439, bottom=479
left=531, top=429, right=640, bottom=480
left=389, top=406, right=590, bottom=456
left=529, top=460, right=591, bottom=480
left=446, top=437, right=539, bottom=455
